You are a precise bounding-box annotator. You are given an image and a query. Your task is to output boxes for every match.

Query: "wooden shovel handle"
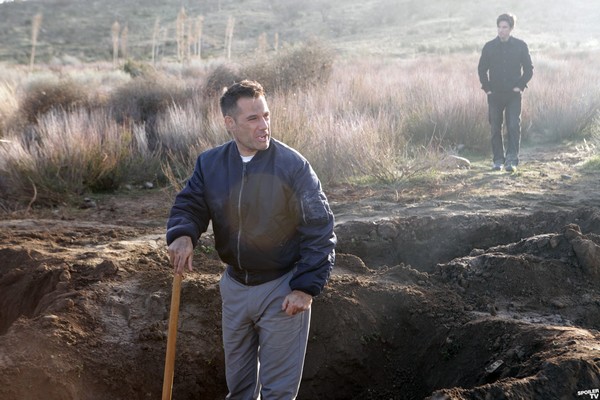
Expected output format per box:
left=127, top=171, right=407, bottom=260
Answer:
left=162, top=273, right=183, bottom=400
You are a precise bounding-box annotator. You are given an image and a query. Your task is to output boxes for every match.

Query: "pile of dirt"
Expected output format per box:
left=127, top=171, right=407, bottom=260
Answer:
left=1, top=143, right=600, bottom=399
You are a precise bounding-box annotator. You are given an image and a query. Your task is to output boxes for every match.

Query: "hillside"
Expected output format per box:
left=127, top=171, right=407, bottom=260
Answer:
left=1, top=0, right=600, bottom=64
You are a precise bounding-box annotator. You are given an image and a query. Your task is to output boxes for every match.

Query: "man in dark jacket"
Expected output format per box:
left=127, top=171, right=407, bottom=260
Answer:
left=166, top=80, right=336, bottom=399
left=478, top=13, right=533, bottom=173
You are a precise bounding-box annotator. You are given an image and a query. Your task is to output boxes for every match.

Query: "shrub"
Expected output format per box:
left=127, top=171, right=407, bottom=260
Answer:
left=108, top=76, right=189, bottom=150
left=243, top=40, right=335, bottom=94
left=198, top=41, right=335, bottom=104
left=399, top=56, right=489, bottom=152
left=201, top=63, right=241, bottom=99
left=122, top=59, right=155, bottom=78
left=155, top=101, right=228, bottom=155
left=48, top=109, right=129, bottom=193
left=109, top=76, right=188, bottom=125
left=156, top=100, right=230, bottom=192
left=0, top=108, right=156, bottom=206
left=18, top=77, right=88, bottom=123
left=0, top=82, right=18, bottom=138
left=270, top=95, right=412, bottom=185
left=525, top=54, right=600, bottom=143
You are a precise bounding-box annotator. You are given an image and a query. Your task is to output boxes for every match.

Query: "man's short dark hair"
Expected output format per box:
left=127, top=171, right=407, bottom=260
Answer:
left=220, top=80, right=266, bottom=118
left=497, top=13, right=516, bottom=29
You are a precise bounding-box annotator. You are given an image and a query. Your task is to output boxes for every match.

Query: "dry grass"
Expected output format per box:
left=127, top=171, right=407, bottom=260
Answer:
left=18, top=76, right=89, bottom=124
left=0, top=82, right=19, bottom=138
left=1, top=50, right=600, bottom=209
left=525, top=51, right=600, bottom=143
left=156, top=99, right=229, bottom=172
left=1, top=108, right=137, bottom=205
left=244, top=40, right=334, bottom=94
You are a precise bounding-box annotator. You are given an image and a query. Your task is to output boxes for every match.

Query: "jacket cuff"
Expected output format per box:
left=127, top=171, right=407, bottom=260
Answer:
left=290, top=284, right=319, bottom=297
left=166, top=226, right=199, bottom=247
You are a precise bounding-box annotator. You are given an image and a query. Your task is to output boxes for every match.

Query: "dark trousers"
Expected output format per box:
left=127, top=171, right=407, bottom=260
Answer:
left=488, top=91, right=522, bottom=166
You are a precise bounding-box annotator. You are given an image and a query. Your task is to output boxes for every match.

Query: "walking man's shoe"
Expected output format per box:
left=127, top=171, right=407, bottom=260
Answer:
left=492, top=163, right=503, bottom=171
left=505, top=164, right=517, bottom=173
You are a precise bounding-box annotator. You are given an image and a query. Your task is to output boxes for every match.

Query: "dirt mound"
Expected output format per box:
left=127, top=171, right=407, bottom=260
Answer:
left=1, top=143, right=600, bottom=399
left=1, top=215, right=599, bottom=399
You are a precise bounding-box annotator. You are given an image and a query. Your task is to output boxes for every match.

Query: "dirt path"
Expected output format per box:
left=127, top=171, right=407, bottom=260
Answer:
left=330, top=142, right=600, bottom=223
left=1, top=142, right=599, bottom=399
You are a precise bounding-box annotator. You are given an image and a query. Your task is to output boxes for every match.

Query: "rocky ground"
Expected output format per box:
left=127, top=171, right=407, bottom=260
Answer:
left=1, top=142, right=600, bottom=400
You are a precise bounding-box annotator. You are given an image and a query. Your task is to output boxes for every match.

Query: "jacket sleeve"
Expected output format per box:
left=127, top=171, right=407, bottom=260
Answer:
left=288, top=162, right=336, bottom=297
left=166, top=156, right=211, bottom=247
left=477, top=44, right=491, bottom=93
left=517, top=42, right=534, bottom=91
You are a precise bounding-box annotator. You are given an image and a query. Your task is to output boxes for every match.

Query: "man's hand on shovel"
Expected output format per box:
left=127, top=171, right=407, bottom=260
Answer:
left=163, top=235, right=193, bottom=400
left=168, top=236, right=194, bottom=275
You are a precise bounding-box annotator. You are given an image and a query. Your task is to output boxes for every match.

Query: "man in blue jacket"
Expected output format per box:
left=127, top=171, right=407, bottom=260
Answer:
left=478, top=13, right=533, bottom=173
left=166, top=80, right=336, bottom=399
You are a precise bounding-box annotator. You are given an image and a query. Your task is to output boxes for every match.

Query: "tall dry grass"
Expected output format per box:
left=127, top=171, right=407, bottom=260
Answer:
left=1, top=50, right=600, bottom=209
left=29, top=13, right=43, bottom=73
left=0, top=81, right=19, bottom=138
left=156, top=99, right=229, bottom=182
left=176, top=8, right=187, bottom=63
left=0, top=108, right=157, bottom=205
left=224, top=16, right=235, bottom=60
left=244, top=40, right=334, bottom=94
left=18, top=76, right=89, bottom=124
left=525, top=51, right=600, bottom=143
left=111, top=21, right=120, bottom=67
left=160, top=51, right=600, bottom=187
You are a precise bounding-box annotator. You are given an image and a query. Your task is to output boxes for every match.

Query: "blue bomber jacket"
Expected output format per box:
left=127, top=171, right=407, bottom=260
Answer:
left=166, top=139, right=336, bottom=296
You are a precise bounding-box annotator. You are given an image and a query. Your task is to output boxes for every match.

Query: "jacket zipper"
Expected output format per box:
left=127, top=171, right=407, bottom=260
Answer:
left=237, top=162, right=249, bottom=284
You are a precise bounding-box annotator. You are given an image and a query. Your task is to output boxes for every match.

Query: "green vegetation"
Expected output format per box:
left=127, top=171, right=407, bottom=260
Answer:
left=582, top=156, right=600, bottom=171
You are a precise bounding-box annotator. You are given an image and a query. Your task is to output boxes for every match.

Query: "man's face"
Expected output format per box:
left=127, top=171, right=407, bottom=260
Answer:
left=225, top=96, right=271, bottom=157
left=497, top=21, right=512, bottom=41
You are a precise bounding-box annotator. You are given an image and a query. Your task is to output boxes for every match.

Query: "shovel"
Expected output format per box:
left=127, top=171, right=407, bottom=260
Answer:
left=162, top=273, right=183, bottom=400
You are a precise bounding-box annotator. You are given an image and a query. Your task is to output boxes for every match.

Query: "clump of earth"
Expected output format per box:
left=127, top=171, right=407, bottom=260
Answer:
left=1, top=143, right=600, bottom=399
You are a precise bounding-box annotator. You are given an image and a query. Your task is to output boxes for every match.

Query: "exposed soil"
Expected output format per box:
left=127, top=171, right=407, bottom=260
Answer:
left=1, top=142, right=600, bottom=400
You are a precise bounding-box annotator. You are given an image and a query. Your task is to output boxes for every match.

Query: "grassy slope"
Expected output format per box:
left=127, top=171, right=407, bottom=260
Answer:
left=1, top=0, right=600, bottom=64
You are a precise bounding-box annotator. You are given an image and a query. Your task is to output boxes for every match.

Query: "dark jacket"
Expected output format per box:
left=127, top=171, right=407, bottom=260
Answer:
left=166, top=139, right=336, bottom=296
left=478, top=36, right=533, bottom=93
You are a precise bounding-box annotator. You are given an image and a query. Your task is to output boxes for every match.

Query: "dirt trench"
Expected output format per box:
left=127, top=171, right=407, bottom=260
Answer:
left=1, top=205, right=600, bottom=400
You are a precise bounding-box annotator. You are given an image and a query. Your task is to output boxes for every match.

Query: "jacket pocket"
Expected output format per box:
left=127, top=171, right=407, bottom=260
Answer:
left=300, top=190, right=330, bottom=225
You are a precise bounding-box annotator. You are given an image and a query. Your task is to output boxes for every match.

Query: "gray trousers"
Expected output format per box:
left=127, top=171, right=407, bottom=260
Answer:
left=219, top=270, right=311, bottom=400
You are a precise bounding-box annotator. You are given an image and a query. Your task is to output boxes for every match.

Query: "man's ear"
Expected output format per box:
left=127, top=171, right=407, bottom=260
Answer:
left=224, top=115, right=235, bottom=131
